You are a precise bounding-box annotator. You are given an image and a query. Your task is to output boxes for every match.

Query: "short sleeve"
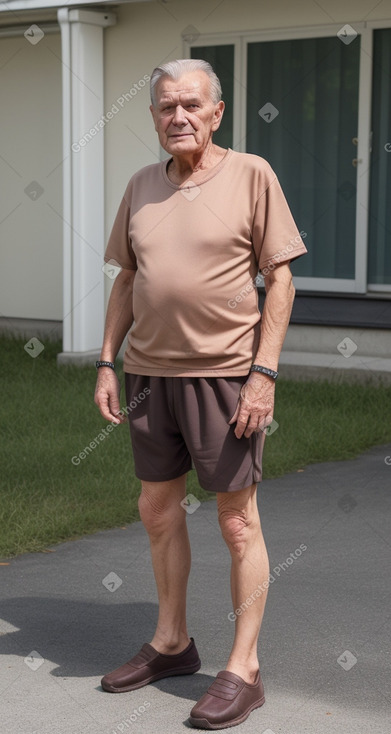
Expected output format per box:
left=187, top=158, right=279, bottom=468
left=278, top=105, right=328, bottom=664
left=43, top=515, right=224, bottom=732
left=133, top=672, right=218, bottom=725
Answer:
left=252, top=176, right=307, bottom=275
left=104, top=194, right=138, bottom=271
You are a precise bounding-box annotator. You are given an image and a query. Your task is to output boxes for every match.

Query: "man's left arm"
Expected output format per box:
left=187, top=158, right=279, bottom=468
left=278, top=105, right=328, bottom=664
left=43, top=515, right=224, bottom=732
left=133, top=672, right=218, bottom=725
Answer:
left=229, top=262, right=295, bottom=438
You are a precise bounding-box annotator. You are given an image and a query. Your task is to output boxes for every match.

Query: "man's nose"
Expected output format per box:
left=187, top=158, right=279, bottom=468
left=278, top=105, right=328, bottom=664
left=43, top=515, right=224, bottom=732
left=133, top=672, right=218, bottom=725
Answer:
left=172, top=104, right=187, bottom=126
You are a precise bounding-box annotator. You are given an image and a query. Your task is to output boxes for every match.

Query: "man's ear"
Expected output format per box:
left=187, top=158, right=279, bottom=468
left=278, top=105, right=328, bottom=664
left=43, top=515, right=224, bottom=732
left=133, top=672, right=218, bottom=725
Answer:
left=149, top=104, right=158, bottom=132
left=212, top=100, right=225, bottom=132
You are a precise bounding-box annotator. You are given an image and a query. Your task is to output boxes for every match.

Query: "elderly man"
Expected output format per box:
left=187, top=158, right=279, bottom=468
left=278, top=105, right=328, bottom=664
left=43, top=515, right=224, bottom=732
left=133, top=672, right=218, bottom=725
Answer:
left=94, top=58, right=307, bottom=729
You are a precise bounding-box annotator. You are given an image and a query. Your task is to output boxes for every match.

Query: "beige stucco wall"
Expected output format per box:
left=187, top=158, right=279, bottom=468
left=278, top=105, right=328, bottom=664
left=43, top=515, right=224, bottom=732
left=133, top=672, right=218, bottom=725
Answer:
left=0, top=31, right=62, bottom=321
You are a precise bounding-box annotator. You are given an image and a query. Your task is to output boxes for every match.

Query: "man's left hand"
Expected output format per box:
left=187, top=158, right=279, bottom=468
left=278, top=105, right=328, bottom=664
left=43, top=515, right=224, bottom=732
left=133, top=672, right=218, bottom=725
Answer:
left=229, top=372, right=275, bottom=438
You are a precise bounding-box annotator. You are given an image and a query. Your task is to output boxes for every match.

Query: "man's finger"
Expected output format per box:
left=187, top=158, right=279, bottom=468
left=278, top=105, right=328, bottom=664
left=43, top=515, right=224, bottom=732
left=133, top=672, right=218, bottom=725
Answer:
left=243, top=418, right=260, bottom=438
left=98, top=400, right=119, bottom=423
left=95, top=389, right=125, bottom=424
left=233, top=411, right=250, bottom=438
left=107, top=396, right=127, bottom=424
left=109, top=395, right=121, bottom=420
left=259, top=414, right=273, bottom=431
left=228, top=402, right=240, bottom=425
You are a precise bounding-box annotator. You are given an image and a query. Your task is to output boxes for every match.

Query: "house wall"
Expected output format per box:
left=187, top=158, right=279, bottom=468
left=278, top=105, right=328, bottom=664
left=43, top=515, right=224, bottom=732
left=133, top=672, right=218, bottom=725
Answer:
left=0, top=31, right=62, bottom=321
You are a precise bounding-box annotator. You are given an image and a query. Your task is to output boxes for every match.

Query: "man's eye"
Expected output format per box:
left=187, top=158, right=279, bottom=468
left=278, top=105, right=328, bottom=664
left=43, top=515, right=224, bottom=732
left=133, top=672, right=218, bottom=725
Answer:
left=187, top=104, right=198, bottom=109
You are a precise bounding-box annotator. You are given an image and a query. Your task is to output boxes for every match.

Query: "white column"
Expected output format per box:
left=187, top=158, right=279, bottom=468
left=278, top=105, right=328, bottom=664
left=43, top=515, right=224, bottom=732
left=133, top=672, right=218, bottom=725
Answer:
left=57, top=7, right=116, bottom=364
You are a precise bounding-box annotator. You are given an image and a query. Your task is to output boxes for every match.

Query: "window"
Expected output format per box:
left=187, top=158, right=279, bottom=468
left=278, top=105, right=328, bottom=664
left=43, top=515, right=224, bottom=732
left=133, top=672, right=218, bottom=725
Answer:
left=188, top=24, right=391, bottom=294
left=246, top=36, right=360, bottom=281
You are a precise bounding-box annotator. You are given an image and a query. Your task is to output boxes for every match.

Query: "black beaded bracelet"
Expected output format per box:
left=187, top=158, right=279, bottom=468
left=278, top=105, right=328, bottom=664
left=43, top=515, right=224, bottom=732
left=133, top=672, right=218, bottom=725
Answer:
left=250, top=364, right=279, bottom=380
left=96, top=360, right=115, bottom=370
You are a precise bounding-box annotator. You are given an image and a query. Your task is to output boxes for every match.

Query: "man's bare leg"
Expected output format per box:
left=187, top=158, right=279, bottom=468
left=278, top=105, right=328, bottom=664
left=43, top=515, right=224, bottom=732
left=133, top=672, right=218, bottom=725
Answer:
left=138, top=473, right=191, bottom=654
left=217, top=483, right=269, bottom=683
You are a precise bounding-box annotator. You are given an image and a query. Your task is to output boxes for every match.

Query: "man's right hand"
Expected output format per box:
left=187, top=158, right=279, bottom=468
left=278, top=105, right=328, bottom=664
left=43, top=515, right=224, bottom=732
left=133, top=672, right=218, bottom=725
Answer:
left=94, top=367, right=127, bottom=424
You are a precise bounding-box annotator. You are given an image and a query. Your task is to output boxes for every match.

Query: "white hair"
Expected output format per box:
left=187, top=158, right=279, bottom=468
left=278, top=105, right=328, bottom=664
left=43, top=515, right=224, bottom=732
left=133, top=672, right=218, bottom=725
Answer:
left=150, top=58, right=222, bottom=106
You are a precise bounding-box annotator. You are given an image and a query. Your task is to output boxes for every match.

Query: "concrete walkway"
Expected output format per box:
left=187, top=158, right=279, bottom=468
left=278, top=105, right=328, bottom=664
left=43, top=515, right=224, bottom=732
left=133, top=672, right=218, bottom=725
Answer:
left=1, top=444, right=390, bottom=734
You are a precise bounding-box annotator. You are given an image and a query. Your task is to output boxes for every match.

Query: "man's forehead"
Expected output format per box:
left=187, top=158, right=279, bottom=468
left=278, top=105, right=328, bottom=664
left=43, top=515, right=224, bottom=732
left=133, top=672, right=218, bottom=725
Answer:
left=156, top=72, right=209, bottom=100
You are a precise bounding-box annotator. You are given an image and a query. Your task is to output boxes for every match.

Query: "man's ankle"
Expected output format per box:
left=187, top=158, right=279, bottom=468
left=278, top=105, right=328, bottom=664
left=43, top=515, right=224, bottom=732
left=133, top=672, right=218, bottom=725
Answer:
left=150, top=634, right=191, bottom=655
left=224, top=660, right=259, bottom=684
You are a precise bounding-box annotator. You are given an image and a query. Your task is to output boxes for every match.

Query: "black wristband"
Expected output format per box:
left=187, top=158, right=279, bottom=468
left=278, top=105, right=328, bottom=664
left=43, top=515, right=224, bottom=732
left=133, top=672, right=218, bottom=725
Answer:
left=96, top=360, right=115, bottom=370
left=250, top=364, right=278, bottom=380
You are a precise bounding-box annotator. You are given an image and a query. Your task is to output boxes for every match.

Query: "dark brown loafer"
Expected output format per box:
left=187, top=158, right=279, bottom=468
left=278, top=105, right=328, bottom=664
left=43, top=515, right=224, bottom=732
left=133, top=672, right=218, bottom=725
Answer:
left=101, top=637, right=201, bottom=693
left=189, top=669, right=265, bottom=729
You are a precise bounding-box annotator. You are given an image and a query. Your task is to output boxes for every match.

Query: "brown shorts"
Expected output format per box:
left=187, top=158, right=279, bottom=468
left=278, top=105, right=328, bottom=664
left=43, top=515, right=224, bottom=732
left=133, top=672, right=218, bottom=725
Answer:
left=124, top=374, right=265, bottom=493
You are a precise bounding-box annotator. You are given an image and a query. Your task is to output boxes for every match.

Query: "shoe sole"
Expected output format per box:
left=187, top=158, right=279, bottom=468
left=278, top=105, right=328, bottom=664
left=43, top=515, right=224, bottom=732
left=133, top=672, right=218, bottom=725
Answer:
left=188, top=695, right=265, bottom=730
left=102, top=660, right=201, bottom=693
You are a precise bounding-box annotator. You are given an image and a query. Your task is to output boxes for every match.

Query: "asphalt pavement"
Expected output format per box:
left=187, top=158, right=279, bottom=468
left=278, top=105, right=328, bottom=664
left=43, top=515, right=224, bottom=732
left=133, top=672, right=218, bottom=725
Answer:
left=1, top=443, right=390, bottom=734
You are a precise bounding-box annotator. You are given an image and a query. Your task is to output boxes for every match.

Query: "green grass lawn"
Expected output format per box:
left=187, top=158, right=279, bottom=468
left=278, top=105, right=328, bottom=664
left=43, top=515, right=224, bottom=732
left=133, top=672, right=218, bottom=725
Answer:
left=1, top=335, right=390, bottom=558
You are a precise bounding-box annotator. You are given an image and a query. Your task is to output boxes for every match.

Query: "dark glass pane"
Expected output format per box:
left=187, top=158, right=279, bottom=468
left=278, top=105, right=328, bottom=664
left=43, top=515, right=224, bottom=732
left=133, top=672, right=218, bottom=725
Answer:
left=191, top=45, right=234, bottom=148
left=246, top=36, right=360, bottom=279
left=368, top=28, right=391, bottom=285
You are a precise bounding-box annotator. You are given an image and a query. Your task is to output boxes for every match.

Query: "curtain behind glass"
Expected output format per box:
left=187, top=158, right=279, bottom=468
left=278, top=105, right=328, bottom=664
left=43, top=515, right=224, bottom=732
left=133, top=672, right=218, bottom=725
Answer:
left=246, top=36, right=360, bottom=279
left=368, top=28, right=391, bottom=286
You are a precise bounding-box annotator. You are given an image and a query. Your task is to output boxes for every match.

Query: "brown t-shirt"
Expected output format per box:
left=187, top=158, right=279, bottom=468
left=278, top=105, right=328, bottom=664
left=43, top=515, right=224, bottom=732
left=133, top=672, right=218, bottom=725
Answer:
left=104, top=148, right=307, bottom=376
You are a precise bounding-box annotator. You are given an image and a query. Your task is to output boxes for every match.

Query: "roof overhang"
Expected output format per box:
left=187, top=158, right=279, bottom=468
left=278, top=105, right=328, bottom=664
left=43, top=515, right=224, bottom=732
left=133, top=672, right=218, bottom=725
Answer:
left=0, top=0, right=155, bottom=31
left=0, top=0, right=153, bottom=10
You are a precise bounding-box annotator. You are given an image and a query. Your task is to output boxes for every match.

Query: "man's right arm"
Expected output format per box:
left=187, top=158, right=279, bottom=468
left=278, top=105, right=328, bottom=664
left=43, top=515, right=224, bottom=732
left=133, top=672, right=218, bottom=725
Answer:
left=94, top=268, right=136, bottom=424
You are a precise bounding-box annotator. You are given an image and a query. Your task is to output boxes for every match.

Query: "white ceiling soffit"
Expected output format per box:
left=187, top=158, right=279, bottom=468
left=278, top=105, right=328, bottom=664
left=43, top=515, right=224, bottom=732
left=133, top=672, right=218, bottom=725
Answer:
left=0, top=0, right=154, bottom=11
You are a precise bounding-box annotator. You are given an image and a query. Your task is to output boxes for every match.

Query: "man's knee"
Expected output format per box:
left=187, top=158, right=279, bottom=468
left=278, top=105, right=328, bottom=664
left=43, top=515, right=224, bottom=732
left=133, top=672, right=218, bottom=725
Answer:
left=138, top=481, right=184, bottom=535
left=218, top=509, right=251, bottom=557
left=217, top=488, right=260, bottom=557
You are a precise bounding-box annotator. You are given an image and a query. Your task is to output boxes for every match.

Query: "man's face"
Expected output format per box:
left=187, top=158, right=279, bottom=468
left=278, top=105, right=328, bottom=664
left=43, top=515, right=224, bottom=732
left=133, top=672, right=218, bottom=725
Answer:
left=150, top=70, right=224, bottom=156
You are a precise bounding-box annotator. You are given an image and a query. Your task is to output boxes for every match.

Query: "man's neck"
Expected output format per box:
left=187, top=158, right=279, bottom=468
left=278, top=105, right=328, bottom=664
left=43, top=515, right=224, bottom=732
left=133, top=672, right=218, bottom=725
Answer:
left=167, top=143, right=226, bottom=185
